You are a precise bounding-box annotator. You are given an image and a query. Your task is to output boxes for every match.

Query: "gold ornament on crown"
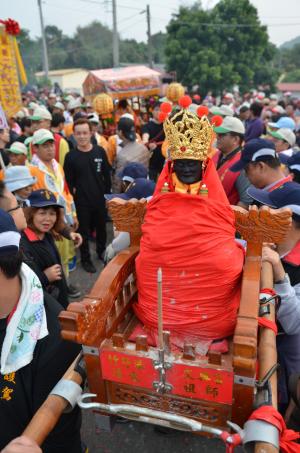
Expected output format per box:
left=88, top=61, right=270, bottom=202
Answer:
left=163, top=107, right=213, bottom=161
left=166, top=82, right=185, bottom=103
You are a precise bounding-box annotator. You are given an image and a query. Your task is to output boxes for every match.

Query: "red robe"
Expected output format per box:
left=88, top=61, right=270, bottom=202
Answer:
left=134, top=159, right=244, bottom=341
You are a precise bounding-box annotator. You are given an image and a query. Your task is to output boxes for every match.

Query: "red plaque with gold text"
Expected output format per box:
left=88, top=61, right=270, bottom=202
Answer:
left=100, top=350, right=233, bottom=405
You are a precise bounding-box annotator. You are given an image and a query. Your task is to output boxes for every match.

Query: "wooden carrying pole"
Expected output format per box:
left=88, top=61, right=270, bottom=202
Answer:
left=23, top=354, right=82, bottom=446
left=255, top=261, right=278, bottom=453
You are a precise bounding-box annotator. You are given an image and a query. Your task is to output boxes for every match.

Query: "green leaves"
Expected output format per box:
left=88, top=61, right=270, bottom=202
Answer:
left=165, top=0, right=277, bottom=94
left=18, top=23, right=166, bottom=83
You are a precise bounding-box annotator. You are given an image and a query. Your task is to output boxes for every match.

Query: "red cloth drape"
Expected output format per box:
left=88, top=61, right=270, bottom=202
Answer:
left=249, top=406, right=300, bottom=452
left=134, top=159, right=244, bottom=341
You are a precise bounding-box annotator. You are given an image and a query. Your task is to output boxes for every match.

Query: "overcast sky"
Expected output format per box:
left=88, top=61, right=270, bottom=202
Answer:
left=3, top=0, right=300, bottom=47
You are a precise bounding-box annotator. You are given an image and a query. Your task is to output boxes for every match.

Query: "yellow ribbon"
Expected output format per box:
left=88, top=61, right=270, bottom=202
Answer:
left=12, top=36, right=27, bottom=86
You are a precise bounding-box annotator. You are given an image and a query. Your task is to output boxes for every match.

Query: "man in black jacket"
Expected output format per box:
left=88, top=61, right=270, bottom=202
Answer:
left=0, top=209, right=82, bottom=452
left=64, top=118, right=111, bottom=273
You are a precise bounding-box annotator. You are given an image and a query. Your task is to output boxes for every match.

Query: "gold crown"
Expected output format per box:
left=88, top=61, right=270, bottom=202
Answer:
left=163, top=108, right=213, bottom=161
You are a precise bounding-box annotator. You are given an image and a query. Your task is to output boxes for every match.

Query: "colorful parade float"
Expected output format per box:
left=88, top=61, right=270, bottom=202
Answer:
left=24, top=98, right=300, bottom=452
left=83, top=65, right=163, bottom=136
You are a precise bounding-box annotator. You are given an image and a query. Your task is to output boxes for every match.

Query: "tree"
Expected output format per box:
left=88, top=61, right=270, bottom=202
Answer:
left=18, top=21, right=168, bottom=84
left=17, top=29, right=42, bottom=80
left=165, top=0, right=277, bottom=95
left=283, top=69, right=300, bottom=83
left=45, top=26, right=71, bottom=70
left=119, top=39, right=147, bottom=64
left=276, top=43, right=300, bottom=74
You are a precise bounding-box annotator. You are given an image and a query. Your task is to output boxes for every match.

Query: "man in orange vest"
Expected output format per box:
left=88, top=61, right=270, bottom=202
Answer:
left=213, top=116, right=252, bottom=208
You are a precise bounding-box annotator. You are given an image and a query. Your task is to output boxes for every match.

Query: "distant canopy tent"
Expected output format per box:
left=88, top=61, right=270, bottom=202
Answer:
left=0, top=19, right=27, bottom=118
left=82, top=65, right=162, bottom=101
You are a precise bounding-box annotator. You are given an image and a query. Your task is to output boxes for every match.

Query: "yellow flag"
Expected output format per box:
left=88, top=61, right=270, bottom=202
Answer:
left=0, top=26, right=23, bottom=118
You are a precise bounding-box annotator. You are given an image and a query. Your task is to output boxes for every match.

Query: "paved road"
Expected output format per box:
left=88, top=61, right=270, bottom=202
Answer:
left=68, top=231, right=243, bottom=453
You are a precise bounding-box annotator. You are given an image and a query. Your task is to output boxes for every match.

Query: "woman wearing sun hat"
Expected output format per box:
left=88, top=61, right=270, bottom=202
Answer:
left=4, top=166, right=36, bottom=204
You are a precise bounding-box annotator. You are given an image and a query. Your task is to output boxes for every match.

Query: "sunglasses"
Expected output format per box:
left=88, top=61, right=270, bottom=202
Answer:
left=7, top=200, right=27, bottom=213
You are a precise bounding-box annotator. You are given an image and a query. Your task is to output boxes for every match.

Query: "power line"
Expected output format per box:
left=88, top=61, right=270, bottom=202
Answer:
left=118, top=11, right=144, bottom=25
left=165, top=20, right=300, bottom=28
left=119, top=19, right=144, bottom=34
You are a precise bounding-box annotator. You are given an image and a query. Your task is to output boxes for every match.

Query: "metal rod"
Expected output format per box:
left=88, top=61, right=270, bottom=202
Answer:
left=78, top=394, right=223, bottom=436
left=37, top=0, right=49, bottom=79
left=157, top=268, right=163, bottom=350
left=146, top=4, right=153, bottom=68
left=112, top=0, right=119, bottom=67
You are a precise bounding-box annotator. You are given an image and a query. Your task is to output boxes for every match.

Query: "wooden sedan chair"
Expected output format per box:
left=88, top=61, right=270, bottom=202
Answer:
left=24, top=199, right=292, bottom=452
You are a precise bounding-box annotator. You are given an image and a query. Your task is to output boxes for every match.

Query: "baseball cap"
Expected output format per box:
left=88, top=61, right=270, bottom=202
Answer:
left=268, top=128, right=296, bottom=148
left=4, top=166, right=36, bottom=193
left=271, top=105, right=286, bottom=115
left=68, top=98, right=82, bottom=111
left=30, top=106, right=52, bottom=121
left=28, top=189, right=64, bottom=208
left=247, top=182, right=300, bottom=221
left=117, top=117, right=136, bottom=142
left=6, top=142, right=28, bottom=156
left=219, top=105, right=234, bottom=116
left=24, top=136, right=33, bottom=147
left=73, top=111, right=87, bottom=121
left=209, top=105, right=234, bottom=117
left=0, top=208, right=20, bottom=256
left=32, top=129, right=54, bottom=145
left=121, top=113, right=134, bottom=121
left=105, top=178, right=155, bottom=201
left=54, top=101, right=65, bottom=111
left=64, top=95, right=74, bottom=102
left=48, top=93, right=56, bottom=99
left=268, top=116, right=296, bottom=131
left=15, top=110, right=26, bottom=119
left=209, top=106, right=223, bottom=115
left=28, top=101, right=39, bottom=110
left=287, top=153, right=300, bottom=173
left=230, top=138, right=277, bottom=172
left=214, top=116, right=245, bottom=135
left=88, top=113, right=99, bottom=124
left=224, top=92, right=234, bottom=99
left=117, top=163, right=148, bottom=182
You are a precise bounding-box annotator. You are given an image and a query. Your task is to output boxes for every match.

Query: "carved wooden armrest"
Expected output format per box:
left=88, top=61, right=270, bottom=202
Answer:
left=232, top=205, right=291, bottom=369
left=59, top=247, right=139, bottom=346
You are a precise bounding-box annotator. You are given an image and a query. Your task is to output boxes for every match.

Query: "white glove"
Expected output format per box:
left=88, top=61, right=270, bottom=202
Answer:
left=104, top=244, right=116, bottom=264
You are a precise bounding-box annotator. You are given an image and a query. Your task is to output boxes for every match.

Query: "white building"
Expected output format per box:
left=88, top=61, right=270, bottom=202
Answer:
left=35, top=68, right=89, bottom=94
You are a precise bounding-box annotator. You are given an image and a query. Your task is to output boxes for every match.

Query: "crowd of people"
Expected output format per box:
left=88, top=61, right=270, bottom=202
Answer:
left=0, top=86, right=300, bottom=452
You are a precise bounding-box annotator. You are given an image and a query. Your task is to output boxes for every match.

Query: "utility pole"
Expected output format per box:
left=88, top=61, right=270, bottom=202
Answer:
left=146, top=4, right=153, bottom=68
left=112, top=0, right=119, bottom=67
left=37, top=0, right=49, bottom=79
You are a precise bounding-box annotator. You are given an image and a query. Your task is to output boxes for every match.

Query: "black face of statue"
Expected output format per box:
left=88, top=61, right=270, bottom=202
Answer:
left=173, top=159, right=202, bottom=185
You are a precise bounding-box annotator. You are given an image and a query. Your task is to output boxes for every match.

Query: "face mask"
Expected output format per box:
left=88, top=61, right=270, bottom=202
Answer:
left=173, top=159, right=202, bottom=185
